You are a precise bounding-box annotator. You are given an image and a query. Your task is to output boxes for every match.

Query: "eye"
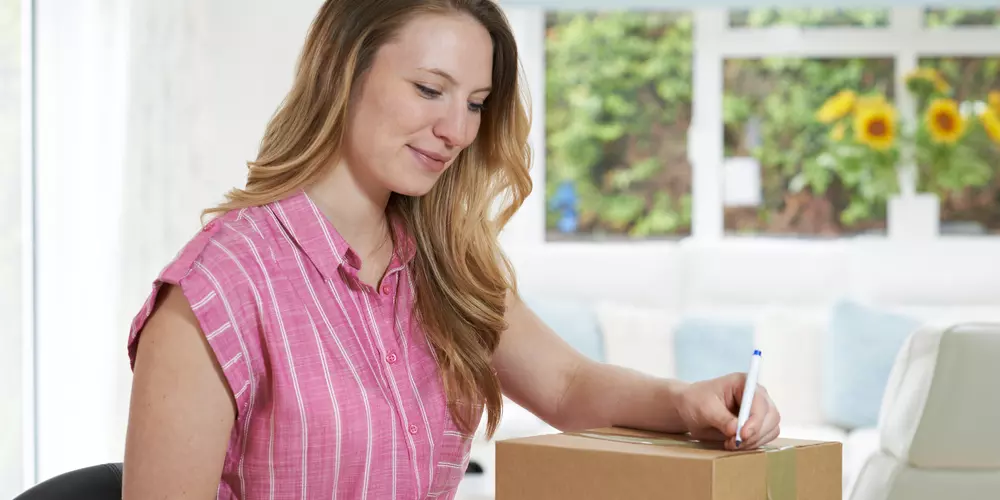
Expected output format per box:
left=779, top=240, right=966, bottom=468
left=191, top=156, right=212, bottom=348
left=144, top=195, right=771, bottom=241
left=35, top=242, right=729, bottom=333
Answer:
left=468, top=102, right=485, bottom=113
left=415, top=83, right=441, bottom=98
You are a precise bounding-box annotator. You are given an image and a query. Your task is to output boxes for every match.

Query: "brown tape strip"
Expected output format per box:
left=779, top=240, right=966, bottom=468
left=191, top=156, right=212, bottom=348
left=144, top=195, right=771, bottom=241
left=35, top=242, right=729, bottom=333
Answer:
left=566, top=430, right=796, bottom=500
left=767, top=445, right=796, bottom=500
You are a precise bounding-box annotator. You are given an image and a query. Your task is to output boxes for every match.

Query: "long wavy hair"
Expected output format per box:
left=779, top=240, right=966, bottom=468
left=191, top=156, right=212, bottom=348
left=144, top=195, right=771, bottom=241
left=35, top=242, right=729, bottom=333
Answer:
left=203, top=0, right=532, bottom=438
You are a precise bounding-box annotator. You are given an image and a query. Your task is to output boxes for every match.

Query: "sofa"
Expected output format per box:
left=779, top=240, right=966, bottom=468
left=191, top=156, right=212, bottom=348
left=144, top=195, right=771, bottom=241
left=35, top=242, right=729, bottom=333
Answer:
left=849, top=322, right=1000, bottom=500
left=456, top=237, right=1000, bottom=500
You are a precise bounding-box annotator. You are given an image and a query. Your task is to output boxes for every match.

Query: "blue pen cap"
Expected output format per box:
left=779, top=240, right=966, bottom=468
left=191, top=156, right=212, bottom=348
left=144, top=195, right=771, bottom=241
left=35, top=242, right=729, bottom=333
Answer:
left=753, top=349, right=762, bottom=356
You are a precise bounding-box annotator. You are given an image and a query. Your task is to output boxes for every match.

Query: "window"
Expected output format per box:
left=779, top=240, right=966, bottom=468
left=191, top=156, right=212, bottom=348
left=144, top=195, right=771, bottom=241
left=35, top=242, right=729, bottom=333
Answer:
left=507, top=5, right=1000, bottom=243
left=722, top=8, right=893, bottom=236
left=729, top=8, right=889, bottom=28
left=0, top=0, right=25, bottom=496
left=919, top=8, right=1000, bottom=234
left=925, top=7, right=1000, bottom=28
left=544, top=11, right=692, bottom=240
left=724, top=56, right=895, bottom=236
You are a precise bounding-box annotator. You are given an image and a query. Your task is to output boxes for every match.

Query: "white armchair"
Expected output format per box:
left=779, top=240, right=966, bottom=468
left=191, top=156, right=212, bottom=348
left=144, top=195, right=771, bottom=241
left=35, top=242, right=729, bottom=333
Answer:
left=848, top=322, right=1000, bottom=500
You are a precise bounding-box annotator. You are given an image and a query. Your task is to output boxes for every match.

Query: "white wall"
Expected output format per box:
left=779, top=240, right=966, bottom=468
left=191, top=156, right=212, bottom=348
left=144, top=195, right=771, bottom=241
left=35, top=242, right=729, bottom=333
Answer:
left=113, top=0, right=322, bottom=460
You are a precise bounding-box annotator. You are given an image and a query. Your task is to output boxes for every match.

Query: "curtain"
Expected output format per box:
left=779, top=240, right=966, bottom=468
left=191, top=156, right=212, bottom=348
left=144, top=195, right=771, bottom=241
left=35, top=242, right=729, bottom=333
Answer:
left=34, top=0, right=320, bottom=483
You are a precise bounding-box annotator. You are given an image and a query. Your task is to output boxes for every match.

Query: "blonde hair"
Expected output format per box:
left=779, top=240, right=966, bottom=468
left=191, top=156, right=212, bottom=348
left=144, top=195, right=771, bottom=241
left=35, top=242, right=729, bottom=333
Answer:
left=204, top=0, right=532, bottom=438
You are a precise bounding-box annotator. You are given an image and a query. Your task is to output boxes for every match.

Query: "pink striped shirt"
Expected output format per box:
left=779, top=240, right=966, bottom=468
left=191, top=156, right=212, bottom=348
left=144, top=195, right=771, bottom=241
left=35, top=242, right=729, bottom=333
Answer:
left=127, top=190, right=477, bottom=499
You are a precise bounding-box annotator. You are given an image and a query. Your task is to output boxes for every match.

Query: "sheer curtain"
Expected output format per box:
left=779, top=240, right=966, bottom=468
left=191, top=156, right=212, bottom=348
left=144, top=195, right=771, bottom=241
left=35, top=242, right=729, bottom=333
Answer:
left=33, top=0, right=320, bottom=483
left=1, top=0, right=26, bottom=496
left=34, top=0, right=130, bottom=481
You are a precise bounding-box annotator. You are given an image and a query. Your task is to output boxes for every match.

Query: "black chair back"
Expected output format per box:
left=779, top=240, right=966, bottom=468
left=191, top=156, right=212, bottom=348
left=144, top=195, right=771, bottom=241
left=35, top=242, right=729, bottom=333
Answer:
left=14, top=463, right=122, bottom=500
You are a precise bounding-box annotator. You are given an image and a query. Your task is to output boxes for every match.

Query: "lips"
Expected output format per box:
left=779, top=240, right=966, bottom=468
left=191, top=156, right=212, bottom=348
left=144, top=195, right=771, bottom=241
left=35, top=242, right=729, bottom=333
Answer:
left=408, top=145, right=451, bottom=173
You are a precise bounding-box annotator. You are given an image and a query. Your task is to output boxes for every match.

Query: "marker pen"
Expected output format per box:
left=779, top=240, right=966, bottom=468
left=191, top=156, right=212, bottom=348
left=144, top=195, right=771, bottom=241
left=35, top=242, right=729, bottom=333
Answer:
left=735, top=349, right=761, bottom=448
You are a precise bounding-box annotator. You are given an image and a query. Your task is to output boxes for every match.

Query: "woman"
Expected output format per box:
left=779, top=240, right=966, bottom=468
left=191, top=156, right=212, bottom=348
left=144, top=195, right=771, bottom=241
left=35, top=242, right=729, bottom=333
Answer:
left=122, top=0, right=781, bottom=499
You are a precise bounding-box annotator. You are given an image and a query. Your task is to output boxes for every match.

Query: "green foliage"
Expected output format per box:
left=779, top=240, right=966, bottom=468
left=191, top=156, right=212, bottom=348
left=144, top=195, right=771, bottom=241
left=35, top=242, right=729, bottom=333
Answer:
left=545, top=11, right=693, bottom=237
left=730, top=8, right=888, bottom=28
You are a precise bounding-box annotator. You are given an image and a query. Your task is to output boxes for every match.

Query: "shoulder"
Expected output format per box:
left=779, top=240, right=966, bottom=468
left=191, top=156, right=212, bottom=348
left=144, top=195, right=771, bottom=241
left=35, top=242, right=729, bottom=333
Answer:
left=127, top=208, right=279, bottom=367
left=126, top=208, right=279, bottom=415
left=165, top=208, right=276, bottom=284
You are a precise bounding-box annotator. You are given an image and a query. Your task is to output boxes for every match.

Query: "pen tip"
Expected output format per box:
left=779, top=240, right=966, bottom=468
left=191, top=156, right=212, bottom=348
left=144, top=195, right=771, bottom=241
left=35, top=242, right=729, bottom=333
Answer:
left=735, top=439, right=742, bottom=448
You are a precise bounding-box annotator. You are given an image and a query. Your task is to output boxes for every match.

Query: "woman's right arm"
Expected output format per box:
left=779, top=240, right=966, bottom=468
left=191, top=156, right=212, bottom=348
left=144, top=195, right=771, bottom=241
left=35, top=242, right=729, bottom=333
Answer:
left=122, top=283, right=237, bottom=500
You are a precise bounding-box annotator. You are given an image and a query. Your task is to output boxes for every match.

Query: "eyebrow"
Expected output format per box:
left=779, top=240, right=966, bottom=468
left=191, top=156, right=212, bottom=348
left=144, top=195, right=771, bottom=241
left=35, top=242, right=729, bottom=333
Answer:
left=419, top=67, right=491, bottom=93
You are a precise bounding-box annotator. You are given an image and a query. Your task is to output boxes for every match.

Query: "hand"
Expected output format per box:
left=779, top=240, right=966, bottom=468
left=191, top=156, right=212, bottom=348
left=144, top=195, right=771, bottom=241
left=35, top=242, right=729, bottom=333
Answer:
left=675, top=372, right=780, bottom=451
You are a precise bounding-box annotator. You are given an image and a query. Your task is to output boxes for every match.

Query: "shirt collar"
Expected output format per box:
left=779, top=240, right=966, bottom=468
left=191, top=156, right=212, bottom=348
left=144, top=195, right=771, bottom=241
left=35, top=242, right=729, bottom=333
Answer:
left=270, top=190, right=416, bottom=282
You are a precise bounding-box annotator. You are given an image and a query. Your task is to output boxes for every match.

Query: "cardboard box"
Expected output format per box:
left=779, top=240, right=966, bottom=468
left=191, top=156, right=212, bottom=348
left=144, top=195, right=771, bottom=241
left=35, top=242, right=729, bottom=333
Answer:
left=495, top=427, right=842, bottom=500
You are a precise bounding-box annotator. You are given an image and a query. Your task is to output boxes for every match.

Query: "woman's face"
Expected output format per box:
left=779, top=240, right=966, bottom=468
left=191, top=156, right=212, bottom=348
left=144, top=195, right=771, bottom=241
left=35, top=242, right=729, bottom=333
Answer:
left=343, top=12, right=494, bottom=197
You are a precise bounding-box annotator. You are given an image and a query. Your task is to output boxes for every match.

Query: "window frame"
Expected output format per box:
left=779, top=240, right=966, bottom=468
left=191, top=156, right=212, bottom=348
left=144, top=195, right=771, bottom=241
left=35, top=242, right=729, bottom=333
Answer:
left=19, top=0, right=36, bottom=491
left=501, top=5, right=1000, bottom=244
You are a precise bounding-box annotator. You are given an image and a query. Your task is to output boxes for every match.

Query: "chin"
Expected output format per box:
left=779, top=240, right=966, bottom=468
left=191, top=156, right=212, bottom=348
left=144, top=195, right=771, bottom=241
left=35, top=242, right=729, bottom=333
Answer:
left=387, top=176, right=440, bottom=198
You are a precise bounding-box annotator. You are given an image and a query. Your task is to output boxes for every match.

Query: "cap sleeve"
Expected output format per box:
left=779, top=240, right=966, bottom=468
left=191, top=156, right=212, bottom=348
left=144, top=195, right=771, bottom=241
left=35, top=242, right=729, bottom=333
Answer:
left=127, top=225, right=263, bottom=418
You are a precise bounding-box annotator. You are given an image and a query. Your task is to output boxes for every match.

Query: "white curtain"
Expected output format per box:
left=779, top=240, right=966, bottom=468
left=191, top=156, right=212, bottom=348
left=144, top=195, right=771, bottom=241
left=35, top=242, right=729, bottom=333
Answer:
left=33, top=0, right=320, bottom=482
left=34, top=0, right=131, bottom=481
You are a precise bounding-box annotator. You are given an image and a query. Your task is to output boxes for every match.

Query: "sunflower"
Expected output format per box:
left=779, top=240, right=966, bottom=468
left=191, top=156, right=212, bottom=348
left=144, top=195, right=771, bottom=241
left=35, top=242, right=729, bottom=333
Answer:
left=925, top=98, right=966, bottom=144
left=853, top=101, right=896, bottom=151
left=906, top=67, right=951, bottom=94
left=816, top=90, right=856, bottom=124
left=980, top=109, right=1000, bottom=145
left=857, top=94, right=887, bottom=108
left=989, top=90, right=1000, bottom=114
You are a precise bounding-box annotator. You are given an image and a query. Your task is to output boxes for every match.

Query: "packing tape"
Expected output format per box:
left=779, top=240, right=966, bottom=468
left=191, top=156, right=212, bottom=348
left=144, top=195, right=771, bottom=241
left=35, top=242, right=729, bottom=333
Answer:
left=567, top=430, right=797, bottom=500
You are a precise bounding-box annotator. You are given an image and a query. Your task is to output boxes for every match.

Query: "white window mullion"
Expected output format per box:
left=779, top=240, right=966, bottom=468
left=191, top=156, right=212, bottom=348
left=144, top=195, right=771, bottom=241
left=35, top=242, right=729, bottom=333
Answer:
left=690, top=9, right=727, bottom=240
left=499, top=6, right=547, bottom=247
left=717, top=28, right=1000, bottom=59
left=891, top=7, right=922, bottom=197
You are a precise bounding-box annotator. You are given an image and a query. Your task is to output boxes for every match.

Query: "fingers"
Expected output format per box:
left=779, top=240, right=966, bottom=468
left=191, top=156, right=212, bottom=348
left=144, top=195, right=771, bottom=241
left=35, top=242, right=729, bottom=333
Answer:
left=696, top=391, right=739, bottom=438
left=733, top=425, right=780, bottom=451
left=735, top=384, right=771, bottom=443
left=738, top=390, right=781, bottom=450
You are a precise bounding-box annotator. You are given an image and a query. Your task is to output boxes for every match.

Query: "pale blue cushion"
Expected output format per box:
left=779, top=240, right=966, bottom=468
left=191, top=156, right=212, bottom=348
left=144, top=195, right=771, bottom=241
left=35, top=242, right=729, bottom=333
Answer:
left=674, top=317, right=755, bottom=382
left=823, top=300, right=920, bottom=429
left=523, top=296, right=604, bottom=362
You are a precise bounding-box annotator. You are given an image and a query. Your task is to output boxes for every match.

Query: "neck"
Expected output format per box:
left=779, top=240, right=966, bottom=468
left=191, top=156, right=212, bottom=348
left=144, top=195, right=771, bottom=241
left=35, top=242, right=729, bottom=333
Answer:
left=305, top=159, right=391, bottom=258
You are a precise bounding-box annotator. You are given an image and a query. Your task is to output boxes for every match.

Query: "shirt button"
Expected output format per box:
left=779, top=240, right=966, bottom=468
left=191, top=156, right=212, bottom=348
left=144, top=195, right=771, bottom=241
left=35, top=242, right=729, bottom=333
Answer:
left=408, top=424, right=418, bottom=435
left=386, top=352, right=398, bottom=364
left=381, top=284, right=392, bottom=295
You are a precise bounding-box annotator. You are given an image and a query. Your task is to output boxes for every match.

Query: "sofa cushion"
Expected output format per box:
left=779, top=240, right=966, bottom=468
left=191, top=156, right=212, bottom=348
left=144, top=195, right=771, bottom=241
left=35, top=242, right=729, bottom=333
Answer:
left=523, top=295, right=604, bottom=362
left=674, top=316, right=755, bottom=382
left=823, top=300, right=920, bottom=430
left=753, top=308, right=826, bottom=426
left=596, top=302, right=677, bottom=379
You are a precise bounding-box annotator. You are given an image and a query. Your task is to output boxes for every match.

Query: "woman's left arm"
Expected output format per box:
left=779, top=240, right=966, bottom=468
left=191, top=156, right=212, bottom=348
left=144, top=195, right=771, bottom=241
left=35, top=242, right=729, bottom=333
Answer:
left=492, top=292, right=781, bottom=450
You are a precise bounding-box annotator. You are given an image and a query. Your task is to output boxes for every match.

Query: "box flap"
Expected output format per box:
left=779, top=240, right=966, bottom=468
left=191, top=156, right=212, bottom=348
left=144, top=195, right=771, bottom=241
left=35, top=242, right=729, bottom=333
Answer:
left=500, top=427, right=829, bottom=460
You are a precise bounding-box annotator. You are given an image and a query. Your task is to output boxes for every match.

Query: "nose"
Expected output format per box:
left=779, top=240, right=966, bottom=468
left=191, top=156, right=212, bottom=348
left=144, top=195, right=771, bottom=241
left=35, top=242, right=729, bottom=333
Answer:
left=432, top=101, right=472, bottom=149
